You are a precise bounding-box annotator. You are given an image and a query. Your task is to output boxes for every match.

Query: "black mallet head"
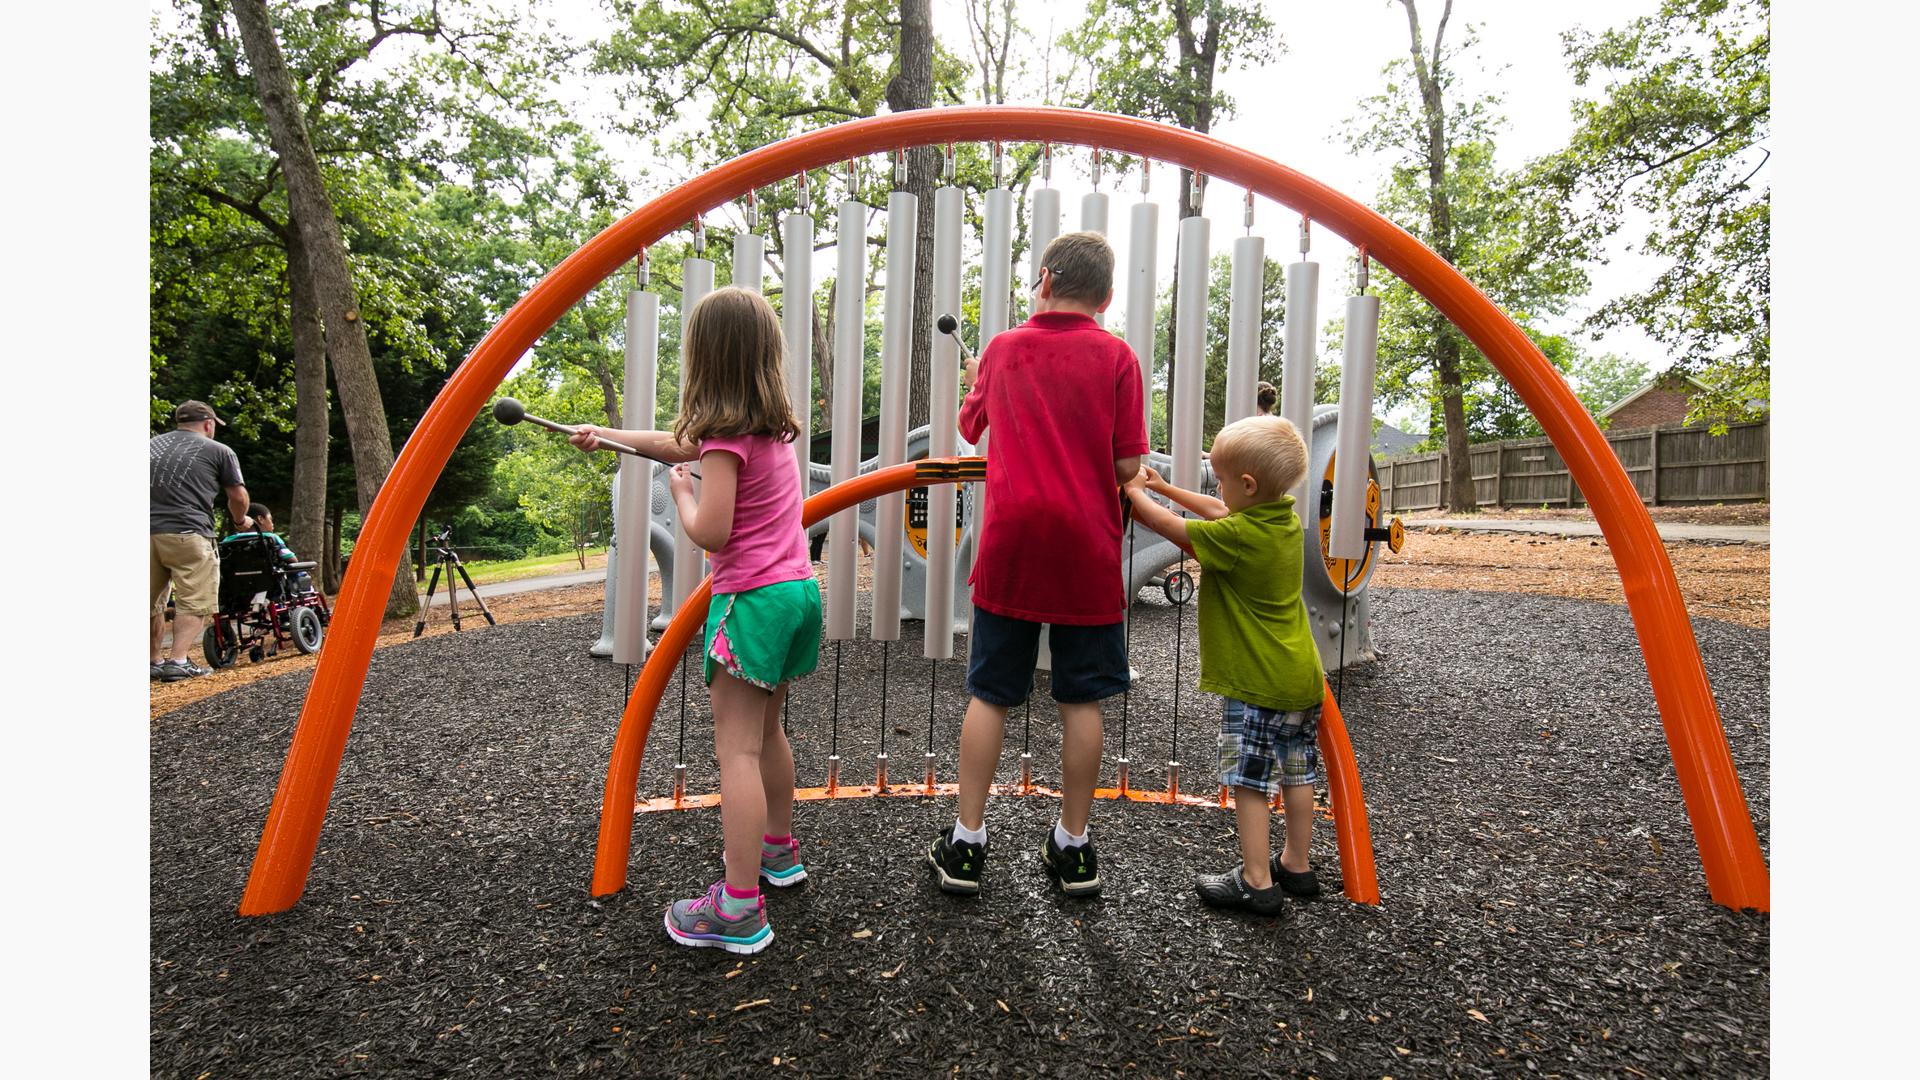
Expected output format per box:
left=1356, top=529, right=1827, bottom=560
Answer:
left=936, top=313, right=959, bottom=336
left=492, top=397, right=527, bottom=425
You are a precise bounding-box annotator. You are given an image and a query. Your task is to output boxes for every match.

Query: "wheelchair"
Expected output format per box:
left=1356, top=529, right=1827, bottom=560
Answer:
left=201, top=533, right=332, bottom=668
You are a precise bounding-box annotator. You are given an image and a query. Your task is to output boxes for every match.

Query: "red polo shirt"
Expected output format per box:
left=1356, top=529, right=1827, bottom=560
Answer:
left=958, top=311, right=1149, bottom=625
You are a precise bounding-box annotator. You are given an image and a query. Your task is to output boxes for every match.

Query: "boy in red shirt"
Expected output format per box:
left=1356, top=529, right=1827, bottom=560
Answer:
left=926, top=232, right=1147, bottom=898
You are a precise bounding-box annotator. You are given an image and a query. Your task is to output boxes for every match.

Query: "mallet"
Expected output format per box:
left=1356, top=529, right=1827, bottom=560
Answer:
left=492, top=397, right=697, bottom=476
left=936, top=313, right=975, bottom=366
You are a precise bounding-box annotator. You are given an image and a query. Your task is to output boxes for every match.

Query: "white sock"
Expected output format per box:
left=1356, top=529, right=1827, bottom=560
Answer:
left=952, top=819, right=987, bottom=846
left=1053, top=821, right=1088, bottom=849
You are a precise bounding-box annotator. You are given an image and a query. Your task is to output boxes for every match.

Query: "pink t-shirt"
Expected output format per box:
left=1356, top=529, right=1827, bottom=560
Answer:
left=698, top=432, right=813, bottom=595
left=958, top=311, right=1149, bottom=625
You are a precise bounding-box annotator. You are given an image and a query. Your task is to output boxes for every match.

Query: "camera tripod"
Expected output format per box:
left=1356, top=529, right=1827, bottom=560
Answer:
left=413, top=527, right=497, bottom=637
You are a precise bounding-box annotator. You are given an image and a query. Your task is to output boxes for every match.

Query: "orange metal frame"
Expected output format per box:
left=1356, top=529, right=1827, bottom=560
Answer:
left=588, top=458, right=1382, bottom=904
left=237, top=107, right=1767, bottom=916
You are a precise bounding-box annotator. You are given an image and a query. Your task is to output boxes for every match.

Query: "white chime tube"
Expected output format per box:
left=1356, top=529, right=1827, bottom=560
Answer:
left=781, top=210, right=814, bottom=485
left=670, top=254, right=714, bottom=614
left=965, top=183, right=1014, bottom=626
left=924, top=184, right=963, bottom=661
left=1225, top=234, right=1265, bottom=425
left=1079, top=191, right=1111, bottom=326
left=1126, top=200, right=1159, bottom=439
left=1282, top=260, right=1321, bottom=513
left=733, top=230, right=764, bottom=293
left=871, top=191, right=919, bottom=641
left=1171, top=214, right=1210, bottom=492
left=613, top=285, right=659, bottom=666
left=826, top=199, right=866, bottom=640
left=1030, top=187, right=1061, bottom=287
left=1329, top=294, right=1381, bottom=560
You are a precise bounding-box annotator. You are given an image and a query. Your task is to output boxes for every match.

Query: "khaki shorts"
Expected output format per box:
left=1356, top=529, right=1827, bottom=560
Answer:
left=152, top=533, right=218, bottom=617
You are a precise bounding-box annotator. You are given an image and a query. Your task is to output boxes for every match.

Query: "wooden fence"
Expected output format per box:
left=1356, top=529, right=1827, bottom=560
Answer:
left=1377, top=419, right=1768, bottom=513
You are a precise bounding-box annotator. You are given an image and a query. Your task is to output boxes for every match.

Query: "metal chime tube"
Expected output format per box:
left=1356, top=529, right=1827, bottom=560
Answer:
left=967, top=159, right=1014, bottom=635
left=1171, top=212, right=1210, bottom=491
left=670, top=239, right=714, bottom=614
left=1225, top=227, right=1265, bottom=425
left=1126, top=194, right=1159, bottom=439
left=1330, top=289, right=1381, bottom=560
left=1081, top=151, right=1110, bottom=326
left=924, top=181, right=963, bottom=662
left=826, top=195, right=866, bottom=641
left=733, top=200, right=764, bottom=292
left=614, top=265, right=659, bottom=666
left=872, top=187, right=919, bottom=640
left=1282, top=226, right=1321, bottom=512
left=782, top=189, right=815, bottom=486
left=1031, top=146, right=1060, bottom=286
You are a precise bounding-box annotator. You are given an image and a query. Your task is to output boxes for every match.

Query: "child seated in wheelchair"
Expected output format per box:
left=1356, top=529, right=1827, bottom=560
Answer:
left=212, top=504, right=326, bottom=663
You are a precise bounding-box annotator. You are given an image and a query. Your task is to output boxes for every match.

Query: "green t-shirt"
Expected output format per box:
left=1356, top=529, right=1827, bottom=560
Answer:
left=1183, top=497, right=1325, bottom=712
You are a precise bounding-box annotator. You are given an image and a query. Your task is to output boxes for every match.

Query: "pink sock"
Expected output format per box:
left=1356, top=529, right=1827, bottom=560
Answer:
left=763, top=833, right=793, bottom=848
left=718, top=882, right=760, bottom=917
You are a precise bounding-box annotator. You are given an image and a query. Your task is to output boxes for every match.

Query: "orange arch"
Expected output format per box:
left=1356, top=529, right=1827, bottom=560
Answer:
left=238, top=106, right=1766, bottom=916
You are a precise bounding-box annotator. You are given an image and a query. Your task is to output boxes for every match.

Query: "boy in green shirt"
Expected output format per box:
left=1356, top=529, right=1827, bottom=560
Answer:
left=1124, top=415, right=1326, bottom=916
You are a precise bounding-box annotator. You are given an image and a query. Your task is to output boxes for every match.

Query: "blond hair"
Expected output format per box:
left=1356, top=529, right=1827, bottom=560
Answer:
left=1037, top=231, right=1114, bottom=303
left=1210, top=415, right=1308, bottom=500
left=673, top=286, right=801, bottom=445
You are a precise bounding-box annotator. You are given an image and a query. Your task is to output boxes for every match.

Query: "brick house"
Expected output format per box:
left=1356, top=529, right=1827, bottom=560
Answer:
left=1600, top=372, right=1711, bottom=430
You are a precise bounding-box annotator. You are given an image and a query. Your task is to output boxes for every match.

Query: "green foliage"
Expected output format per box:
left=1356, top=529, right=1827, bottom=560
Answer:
left=491, top=371, right=619, bottom=566
left=1059, top=0, right=1280, bottom=126
left=1565, top=350, right=1653, bottom=421
left=1345, top=27, right=1588, bottom=449
left=1535, top=0, right=1769, bottom=432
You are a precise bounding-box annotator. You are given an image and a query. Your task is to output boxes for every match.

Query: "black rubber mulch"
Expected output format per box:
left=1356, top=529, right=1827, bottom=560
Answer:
left=152, top=588, right=1769, bottom=1078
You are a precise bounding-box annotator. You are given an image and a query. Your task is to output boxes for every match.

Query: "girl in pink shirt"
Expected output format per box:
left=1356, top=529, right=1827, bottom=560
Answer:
left=572, top=286, right=820, bottom=955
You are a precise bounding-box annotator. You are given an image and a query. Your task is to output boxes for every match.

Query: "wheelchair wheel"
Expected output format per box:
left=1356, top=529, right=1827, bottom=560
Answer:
left=290, top=605, right=324, bottom=654
left=202, top=624, right=237, bottom=669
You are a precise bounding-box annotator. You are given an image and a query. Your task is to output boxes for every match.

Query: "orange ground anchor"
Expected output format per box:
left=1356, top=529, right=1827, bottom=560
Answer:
left=239, top=107, right=1765, bottom=915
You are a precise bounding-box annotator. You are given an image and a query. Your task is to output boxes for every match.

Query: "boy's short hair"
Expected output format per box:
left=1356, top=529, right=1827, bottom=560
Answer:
left=1038, top=231, right=1114, bottom=303
left=1210, top=415, right=1309, bottom=500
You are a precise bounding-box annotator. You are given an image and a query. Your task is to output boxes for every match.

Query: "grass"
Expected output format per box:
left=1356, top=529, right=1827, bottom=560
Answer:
left=458, top=546, right=607, bottom=586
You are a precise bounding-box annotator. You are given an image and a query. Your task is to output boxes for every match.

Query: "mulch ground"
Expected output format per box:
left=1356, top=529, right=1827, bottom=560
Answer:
left=1429, top=504, right=1770, bottom=527
left=152, top=586, right=1769, bottom=1078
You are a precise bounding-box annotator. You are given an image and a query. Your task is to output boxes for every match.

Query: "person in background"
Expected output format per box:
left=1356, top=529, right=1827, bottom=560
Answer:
left=151, top=400, right=250, bottom=682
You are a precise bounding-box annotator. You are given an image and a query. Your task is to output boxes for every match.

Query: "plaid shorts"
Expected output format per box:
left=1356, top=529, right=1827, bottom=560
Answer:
left=1218, top=698, right=1321, bottom=795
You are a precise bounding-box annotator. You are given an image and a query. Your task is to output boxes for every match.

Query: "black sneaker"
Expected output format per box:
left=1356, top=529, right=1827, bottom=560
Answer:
left=149, top=662, right=168, bottom=681
left=156, top=659, right=213, bottom=682
left=1270, top=856, right=1323, bottom=899
left=1040, top=830, right=1102, bottom=897
left=1196, top=864, right=1286, bottom=917
left=927, top=825, right=985, bottom=895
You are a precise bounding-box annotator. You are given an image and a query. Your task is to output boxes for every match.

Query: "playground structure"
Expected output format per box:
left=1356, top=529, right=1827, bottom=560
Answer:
left=590, top=403, right=1386, bottom=671
left=236, top=107, right=1768, bottom=917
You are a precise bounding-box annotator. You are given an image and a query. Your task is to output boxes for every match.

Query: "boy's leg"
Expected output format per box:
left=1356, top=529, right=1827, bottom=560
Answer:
left=710, top=669, right=771, bottom=893
left=1234, top=787, right=1274, bottom=889
left=760, top=683, right=795, bottom=839
left=1277, top=783, right=1314, bottom=875
left=1055, top=701, right=1104, bottom=836
left=956, top=697, right=1010, bottom=831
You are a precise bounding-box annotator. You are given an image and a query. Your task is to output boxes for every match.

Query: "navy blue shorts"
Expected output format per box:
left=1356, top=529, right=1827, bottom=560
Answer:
left=965, top=606, right=1129, bottom=707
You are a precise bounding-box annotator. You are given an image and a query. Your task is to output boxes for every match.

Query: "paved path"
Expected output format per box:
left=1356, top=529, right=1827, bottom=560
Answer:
left=422, top=567, right=605, bottom=605
left=1405, top=518, right=1769, bottom=545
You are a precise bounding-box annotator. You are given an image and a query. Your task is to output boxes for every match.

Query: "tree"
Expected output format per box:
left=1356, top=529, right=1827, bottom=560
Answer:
left=1536, top=0, right=1768, bottom=433
left=1060, top=0, right=1280, bottom=408
left=493, top=373, right=619, bottom=568
left=1347, top=0, right=1586, bottom=509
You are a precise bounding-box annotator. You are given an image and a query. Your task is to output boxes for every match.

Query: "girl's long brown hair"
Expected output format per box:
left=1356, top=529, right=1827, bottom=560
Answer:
left=673, top=286, right=802, bottom=445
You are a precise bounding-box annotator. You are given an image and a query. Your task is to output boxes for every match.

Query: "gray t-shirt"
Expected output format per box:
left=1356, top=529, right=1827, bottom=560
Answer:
left=150, top=429, right=245, bottom=536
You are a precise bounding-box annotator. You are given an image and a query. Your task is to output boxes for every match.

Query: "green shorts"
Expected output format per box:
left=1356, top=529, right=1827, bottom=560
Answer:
left=703, top=578, right=823, bottom=690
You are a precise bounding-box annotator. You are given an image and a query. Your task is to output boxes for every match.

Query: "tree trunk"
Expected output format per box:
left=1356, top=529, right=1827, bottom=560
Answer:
left=814, top=277, right=836, bottom=428
left=325, top=503, right=344, bottom=593
left=286, top=224, right=329, bottom=572
left=887, top=0, right=936, bottom=431
left=1398, top=0, right=1474, bottom=511
left=232, top=0, right=417, bottom=617
left=415, top=516, right=427, bottom=582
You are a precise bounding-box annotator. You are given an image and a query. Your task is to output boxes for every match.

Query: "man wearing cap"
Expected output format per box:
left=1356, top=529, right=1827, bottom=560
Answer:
left=151, top=400, right=252, bottom=681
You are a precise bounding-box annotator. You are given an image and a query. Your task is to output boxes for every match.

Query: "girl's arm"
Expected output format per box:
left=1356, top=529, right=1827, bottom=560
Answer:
left=671, top=450, right=738, bottom=552
left=569, top=425, right=701, bottom=463
left=1143, top=465, right=1230, bottom=520
left=1124, top=475, right=1194, bottom=555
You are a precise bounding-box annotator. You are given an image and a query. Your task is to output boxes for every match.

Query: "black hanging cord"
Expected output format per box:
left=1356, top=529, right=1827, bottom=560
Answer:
left=676, top=639, right=690, bottom=766
left=1121, top=495, right=1135, bottom=759
left=830, top=639, right=843, bottom=757
left=879, top=640, right=890, bottom=759
left=1171, top=507, right=1186, bottom=759
left=927, top=658, right=937, bottom=757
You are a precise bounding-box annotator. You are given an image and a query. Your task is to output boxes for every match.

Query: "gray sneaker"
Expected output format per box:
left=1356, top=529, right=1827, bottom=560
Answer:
left=663, top=881, right=772, bottom=955
left=759, top=837, right=808, bottom=888
left=156, top=659, right=212, bottom=682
